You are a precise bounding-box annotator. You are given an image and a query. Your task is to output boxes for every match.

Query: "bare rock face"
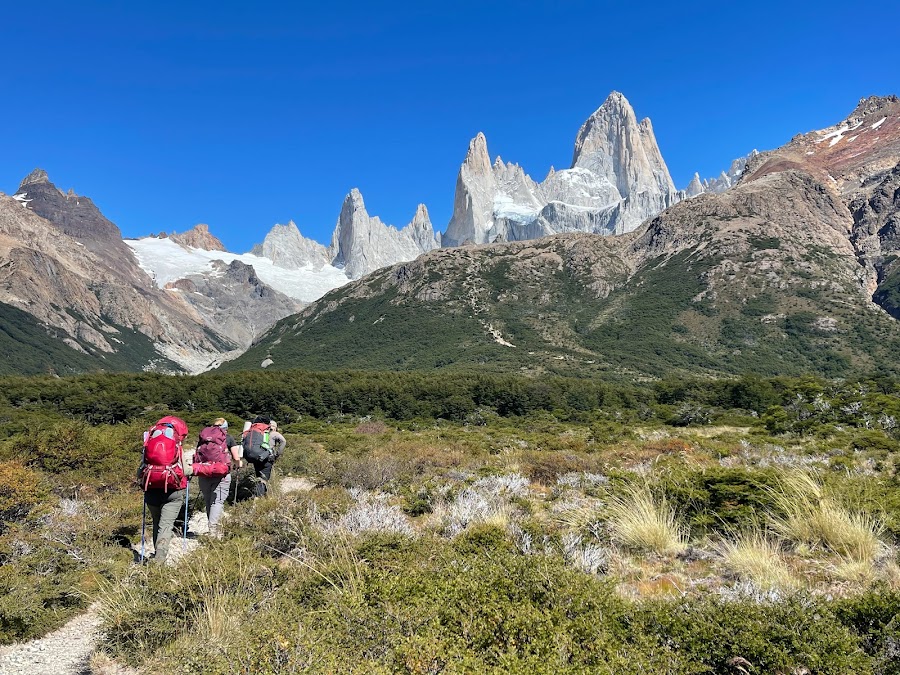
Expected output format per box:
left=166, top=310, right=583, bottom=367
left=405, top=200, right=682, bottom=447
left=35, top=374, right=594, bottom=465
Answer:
left=444, top=133, right=498, bottom=246
left=164, top=259, right=304, bottom=350
left=330, top=189, right=439, bottom=279
left=0, top=171, right=243, bottom=372
left=252, top=220, right=331, bottom=270
left=226, top=93, right=900, bottom=378
left=170, top=223, right=226, bottom=251
left=13, top=169, right=147, bottom=285
left=443, top=92, right=679, bottom=246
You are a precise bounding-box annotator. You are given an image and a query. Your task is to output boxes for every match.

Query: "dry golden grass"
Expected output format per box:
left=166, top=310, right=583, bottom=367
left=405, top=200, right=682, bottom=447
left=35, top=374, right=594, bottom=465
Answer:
left=769, top=471, right=883, bottom=564
left=718, top=531, right=796, bottom=590
left=606, top=484, right=686, bottom=556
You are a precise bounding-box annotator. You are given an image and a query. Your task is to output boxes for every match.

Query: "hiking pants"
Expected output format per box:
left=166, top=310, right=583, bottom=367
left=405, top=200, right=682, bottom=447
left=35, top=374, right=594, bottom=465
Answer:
left=145, top=488, right=186, bottom=564
left=198, top=473, right=231, bottom=536
left=251, top=458, right=274, bottom=497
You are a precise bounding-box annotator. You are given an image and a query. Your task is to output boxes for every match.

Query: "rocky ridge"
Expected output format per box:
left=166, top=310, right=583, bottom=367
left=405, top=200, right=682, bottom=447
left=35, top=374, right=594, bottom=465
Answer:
left=1, top=171, right=314, bottom=373
left=224, top=95, right=900, bottom=378
left=443, top=92, right=679, bottom=246
left=169, top=223, right=226, bottom=251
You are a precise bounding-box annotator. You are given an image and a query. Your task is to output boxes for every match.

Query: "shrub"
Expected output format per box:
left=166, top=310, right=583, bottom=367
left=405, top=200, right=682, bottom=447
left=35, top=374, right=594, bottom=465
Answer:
left=0, top=461, right=48, bottom=532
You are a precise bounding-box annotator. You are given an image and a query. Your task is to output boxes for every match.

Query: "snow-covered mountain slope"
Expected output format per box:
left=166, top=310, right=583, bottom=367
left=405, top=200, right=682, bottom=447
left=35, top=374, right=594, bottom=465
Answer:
left=125, top=237, right=350, bottom=303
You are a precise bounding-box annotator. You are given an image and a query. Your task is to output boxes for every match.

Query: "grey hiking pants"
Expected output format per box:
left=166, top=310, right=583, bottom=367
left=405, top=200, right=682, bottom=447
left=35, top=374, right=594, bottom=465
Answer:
left=145, top=487, right=186, bottom=564
left=198, top=473, right=231, bottom=535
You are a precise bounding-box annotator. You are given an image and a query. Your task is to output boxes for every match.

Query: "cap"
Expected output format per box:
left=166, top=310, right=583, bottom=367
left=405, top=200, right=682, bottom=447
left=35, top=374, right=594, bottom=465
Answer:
left=214, top=418, right=228, bottom=429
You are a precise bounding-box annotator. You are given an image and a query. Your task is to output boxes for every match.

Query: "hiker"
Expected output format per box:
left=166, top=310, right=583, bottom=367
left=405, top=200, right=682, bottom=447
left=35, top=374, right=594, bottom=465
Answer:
left=242, top=416, right=287, bottom=497
left=192, top=418, right=242, bottom=537
left=139, top=416, right=191, bottom=564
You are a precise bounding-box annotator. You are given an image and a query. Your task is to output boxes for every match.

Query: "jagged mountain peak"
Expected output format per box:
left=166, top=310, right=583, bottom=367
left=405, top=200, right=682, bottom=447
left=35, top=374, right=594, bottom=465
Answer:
left=463, top=132, right=492, bottom=175
left=251, top=219, right=332, bottom=271
left=18, top=168, right=51, bottom=191
left=412, top=203, right=430, bottom=225
left=571, top=91, right=639, bottom=170
left=344, top=187, right=368, bottom=212
left=331, top=187, right=438, bottom=279
left=851, top=94, right=900, bottom=119
left=169, top=223, right=226, bottom=251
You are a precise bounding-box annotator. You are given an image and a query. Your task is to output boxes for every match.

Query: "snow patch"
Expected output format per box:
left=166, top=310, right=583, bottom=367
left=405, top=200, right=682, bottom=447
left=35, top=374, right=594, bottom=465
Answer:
left=816, top=119, right=865, bottom=147
left=493, top=194, right=539, bottom=223
left=12, top=193, right=32, bottom=208
left=871, top=117, right=887, bottom=130
left=126, top=237, right=350, bottom=303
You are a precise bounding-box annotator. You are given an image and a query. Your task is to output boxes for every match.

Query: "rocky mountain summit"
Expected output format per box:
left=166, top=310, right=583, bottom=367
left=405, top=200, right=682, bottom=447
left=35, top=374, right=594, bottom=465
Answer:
left=331, top=189, right=440, bottom=279
left=443, top=92, right=680, bottom=246
left=225, top=95, right=900, bottom=378
left=135, top=91, right=745, bottom=292
left=683, top=150, right=760, bottom=197
left=168, top=223, right=226, bottom=251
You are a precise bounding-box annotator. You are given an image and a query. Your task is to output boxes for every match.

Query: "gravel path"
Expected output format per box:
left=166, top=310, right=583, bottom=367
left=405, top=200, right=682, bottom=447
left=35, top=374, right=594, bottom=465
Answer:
left=0, top=603, right=101, bottom=675
left=0, top=500, right=230, bottom=674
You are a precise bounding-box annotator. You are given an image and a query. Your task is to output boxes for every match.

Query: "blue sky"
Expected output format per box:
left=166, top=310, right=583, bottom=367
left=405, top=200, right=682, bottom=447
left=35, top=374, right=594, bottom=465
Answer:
left=2, top=0, right=897, bottom=252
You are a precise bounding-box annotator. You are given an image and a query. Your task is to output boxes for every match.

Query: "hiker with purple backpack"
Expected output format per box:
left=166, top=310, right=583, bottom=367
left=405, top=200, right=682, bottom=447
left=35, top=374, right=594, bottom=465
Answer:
left=192, top=418, right=243, bottom=537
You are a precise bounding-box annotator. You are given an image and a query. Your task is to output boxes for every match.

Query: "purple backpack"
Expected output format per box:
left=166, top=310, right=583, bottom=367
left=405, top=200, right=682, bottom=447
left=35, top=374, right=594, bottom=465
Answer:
left=195, top=426, right=229, bottom=465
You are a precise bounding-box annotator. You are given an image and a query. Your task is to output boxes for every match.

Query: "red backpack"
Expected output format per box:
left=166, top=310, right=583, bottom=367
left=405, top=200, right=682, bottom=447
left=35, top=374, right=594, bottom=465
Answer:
left=192, top=425, right=231, bottom=478
left=141, top=416, right=188, bottom=492
left=242, top=422, right=272, bottom=462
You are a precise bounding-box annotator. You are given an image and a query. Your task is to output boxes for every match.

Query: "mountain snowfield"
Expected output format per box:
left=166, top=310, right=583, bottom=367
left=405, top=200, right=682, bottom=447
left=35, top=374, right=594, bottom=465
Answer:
left=125, top=236, right=351, bottom=302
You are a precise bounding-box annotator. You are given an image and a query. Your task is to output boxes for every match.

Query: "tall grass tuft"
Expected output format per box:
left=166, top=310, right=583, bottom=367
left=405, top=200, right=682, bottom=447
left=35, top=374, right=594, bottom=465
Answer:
left=606, top=483, right=686, bottom=555
left=769, top=471, right=883, bottom=563
left=718, top=531, right=796, bottom=591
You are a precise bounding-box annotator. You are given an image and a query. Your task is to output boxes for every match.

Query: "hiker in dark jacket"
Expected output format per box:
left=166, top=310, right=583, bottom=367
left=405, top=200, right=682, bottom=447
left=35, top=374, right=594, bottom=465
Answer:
left=246, top=417, right=286, bottom=497
left=196, top=418, right=242, bottom=537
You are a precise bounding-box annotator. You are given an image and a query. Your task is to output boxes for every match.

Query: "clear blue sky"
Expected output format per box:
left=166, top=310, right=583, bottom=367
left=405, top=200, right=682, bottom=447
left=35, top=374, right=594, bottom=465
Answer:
left=2, top=0, right=897, bottom=252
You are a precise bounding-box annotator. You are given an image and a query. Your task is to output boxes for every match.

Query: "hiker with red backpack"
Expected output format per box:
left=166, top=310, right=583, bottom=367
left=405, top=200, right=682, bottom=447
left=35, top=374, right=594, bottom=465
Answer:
left=138, top=416, right=191, bottom=564
left=242, top=416, right=287, bottom=497
left=192, top=418, right=242, bottom=537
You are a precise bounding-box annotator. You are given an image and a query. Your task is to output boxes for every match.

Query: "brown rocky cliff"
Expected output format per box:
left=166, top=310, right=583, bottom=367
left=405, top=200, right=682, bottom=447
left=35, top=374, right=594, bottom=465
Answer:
left=170, top=224, right=226, bottom=251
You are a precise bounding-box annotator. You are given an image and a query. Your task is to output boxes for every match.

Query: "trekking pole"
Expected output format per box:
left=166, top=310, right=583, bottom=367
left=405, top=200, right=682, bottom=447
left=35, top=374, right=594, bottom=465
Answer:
left=233, top=460, right=240, bottom=507
left=140, top=497, right=147, bottom=564
left=183, top=478, right=189, bottom=552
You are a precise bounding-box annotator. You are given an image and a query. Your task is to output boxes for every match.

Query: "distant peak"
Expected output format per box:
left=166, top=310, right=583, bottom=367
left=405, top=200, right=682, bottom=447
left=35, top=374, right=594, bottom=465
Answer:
left=850, top=94, right=899, bottom=118
left=464, top=132, right=492, bottom=174
left=346, top=188, right=366, bottom=209
left=19, top=168, right=50, bottom=190
left=412, top=203, right=431, bottom=225
left=170, top=223, right=226, bottom=252
left=599, top=90, right=633, bottom=112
